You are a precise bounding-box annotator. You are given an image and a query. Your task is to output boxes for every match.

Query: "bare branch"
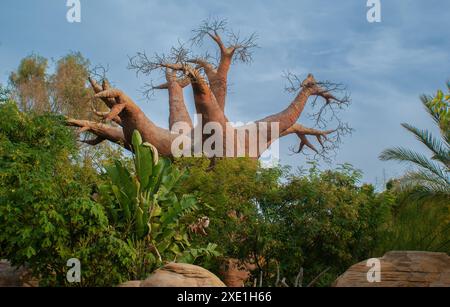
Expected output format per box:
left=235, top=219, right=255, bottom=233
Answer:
left=191, top=17, right=228, bottom=48
left=288, top=123, right=352, bottom=162
left=307, top=267, right=330, bottom=287
left=165, top=68, right=193, bottom=129
left=88, top=76, right=117, bottom=109
left=294, top=267, right=304, bottom=287
left=187, top=58, right=217, bottom=75
left=128, top=43, right=193, bottom=76
left=89, top=64, right=109, bottom=82
left=83, top=136, right=106, bottom=146
left=191, top=18, right=258, bottom=64
left=275, top=262, right=281, bottom=287
left=283, top=72, right=351, bottom=128
left=227, top=31, right=259, bottom=64
left=281, top=277, right=290, bottom=287
left=278, top=72, right=352, bottom=160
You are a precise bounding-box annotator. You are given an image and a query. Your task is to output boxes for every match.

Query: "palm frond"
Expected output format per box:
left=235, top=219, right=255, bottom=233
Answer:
left=379, top=147, right=449, bottom=183
left=394, top=170, right=449, bottom=203
left=421, top=95, right=441, bottom=127
left=400, top=170, right=448, bottom=192
left=401, top=123, right=450, bottom=168
left=420, top=94, right=450, bottom=146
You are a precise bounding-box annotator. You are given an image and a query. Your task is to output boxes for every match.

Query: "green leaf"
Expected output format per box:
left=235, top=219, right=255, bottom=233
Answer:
left=157, top=240, right=171, bottom=254
left=135, top=207, right=145, bottom=238
left=132, top=130, right=154, bottom=189
left=25, top=246, right=36, bottom=259
left=112, top=185, right=131, bottom=220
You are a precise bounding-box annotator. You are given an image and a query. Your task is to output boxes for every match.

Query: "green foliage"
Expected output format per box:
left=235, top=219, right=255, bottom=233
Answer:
left=175, top=157, right=281, bottom=261
left=9, top=52, right=96, bottom=118
left=373, top=177, right=450, bottom=255
left=377, top=85, right=449, bottom=256
left=256, top=163, right=393, bottom=286
left=9, top=51, right=116, bottom=121
left=375, top=197, right=450, bottom=255
left=380, top=84, right=449, bottom=202
left=99, top=131, right=220, bottom=279
left=177, top=159, right=392, bottom=286
left=0, top=101, right=133, bottom=286
left=49, top=52, right=93, bottom=118
left=2, top=62, right=448, bottom=288
left=9, top=54, right=49, bottom=113
left=9, top=52, right=129, bottom=174
left=0, top=108, right=219, bottom=285
left=428, top=83, right=450, bottom=135
left=9, top=54, right=48, bottom=84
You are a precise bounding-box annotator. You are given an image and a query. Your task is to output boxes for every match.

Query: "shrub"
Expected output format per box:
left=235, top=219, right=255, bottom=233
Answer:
left=0, top=101, right=133, bottom=286
left=374, top=187, right=450, bottom=255
left=255, top=163, right=393, bottom=286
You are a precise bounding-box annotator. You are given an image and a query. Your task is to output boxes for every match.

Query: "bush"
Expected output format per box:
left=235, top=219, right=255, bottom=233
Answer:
left=177, top=159, right=394, bottom=286
left=0, top=101, right=133, bottom=286
left=257, top=163, right=393, bottom=286
left=374, top=187, right=450, bottom=255
left=0, top=103, right=220, bottom=285
left=174, top=157, right=282, bottom=270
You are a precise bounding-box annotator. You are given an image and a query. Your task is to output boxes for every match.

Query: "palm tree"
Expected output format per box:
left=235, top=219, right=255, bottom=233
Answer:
left=380, top=83, right=449, bottom=202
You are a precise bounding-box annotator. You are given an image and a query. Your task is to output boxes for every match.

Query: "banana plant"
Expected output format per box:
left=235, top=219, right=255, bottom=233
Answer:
left=98, top=130, right=216, bottom=271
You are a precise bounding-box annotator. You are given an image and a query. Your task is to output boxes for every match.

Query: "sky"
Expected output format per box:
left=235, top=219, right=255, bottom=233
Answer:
left=0, top=0, right=449, bottom=187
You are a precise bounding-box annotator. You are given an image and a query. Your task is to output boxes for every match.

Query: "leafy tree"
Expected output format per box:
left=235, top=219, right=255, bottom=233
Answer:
left=9, top=54, right=49, bottom=113
left=256, top=163, right=393, bottom=286
left=0, top=101, right=133, bottom=286
left=175, top=157, right=281, bottom=263
left=379, top=84, right=449, bottom=202
left=9, top=53, right=95, bottom=117
left=176, top=159, right=391, bottom=286
left=49, top=52, right=94, bottom=118
left=9, top=53, right=130, bottom=174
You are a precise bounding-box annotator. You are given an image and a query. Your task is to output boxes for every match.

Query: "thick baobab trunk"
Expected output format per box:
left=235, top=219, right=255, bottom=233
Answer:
left=69, top=73, right=339, bottom=159
left=68, top=20, right=348, bottom=160
left=157, top=70, right=192, bottom=130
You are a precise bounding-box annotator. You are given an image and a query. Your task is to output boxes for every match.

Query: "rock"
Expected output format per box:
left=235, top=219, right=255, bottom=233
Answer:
left=0, top=260, right=38, bottom=287
left=140, top=263, right=226, bottom=287
left=333, top=251, right=450, bottom=287
left=118, top=280, right=142, bottom=287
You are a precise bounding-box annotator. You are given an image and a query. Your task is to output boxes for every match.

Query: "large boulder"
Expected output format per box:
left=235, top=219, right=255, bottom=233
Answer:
left=334, top=251, right=450, bottom=287
left=117, top=280, right=142, bottom=287
left=120, top=263, right=226, bottom=287
left=0, top=260, right=38, bottom=287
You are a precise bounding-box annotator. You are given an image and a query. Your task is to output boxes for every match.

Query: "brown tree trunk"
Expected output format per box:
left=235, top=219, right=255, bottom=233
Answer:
left=67, top=21, right=346, bottom=160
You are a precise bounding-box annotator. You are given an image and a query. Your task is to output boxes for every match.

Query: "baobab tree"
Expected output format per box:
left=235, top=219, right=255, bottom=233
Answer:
left=67, top=19, right=350, bottom=159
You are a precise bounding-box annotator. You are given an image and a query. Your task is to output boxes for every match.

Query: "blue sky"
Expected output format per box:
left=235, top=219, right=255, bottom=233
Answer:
left=0, top=0, right=449, bottom=187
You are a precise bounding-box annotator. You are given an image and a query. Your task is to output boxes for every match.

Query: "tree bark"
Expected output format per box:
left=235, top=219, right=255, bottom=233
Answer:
left=67, top=24, right=346, bottom=160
